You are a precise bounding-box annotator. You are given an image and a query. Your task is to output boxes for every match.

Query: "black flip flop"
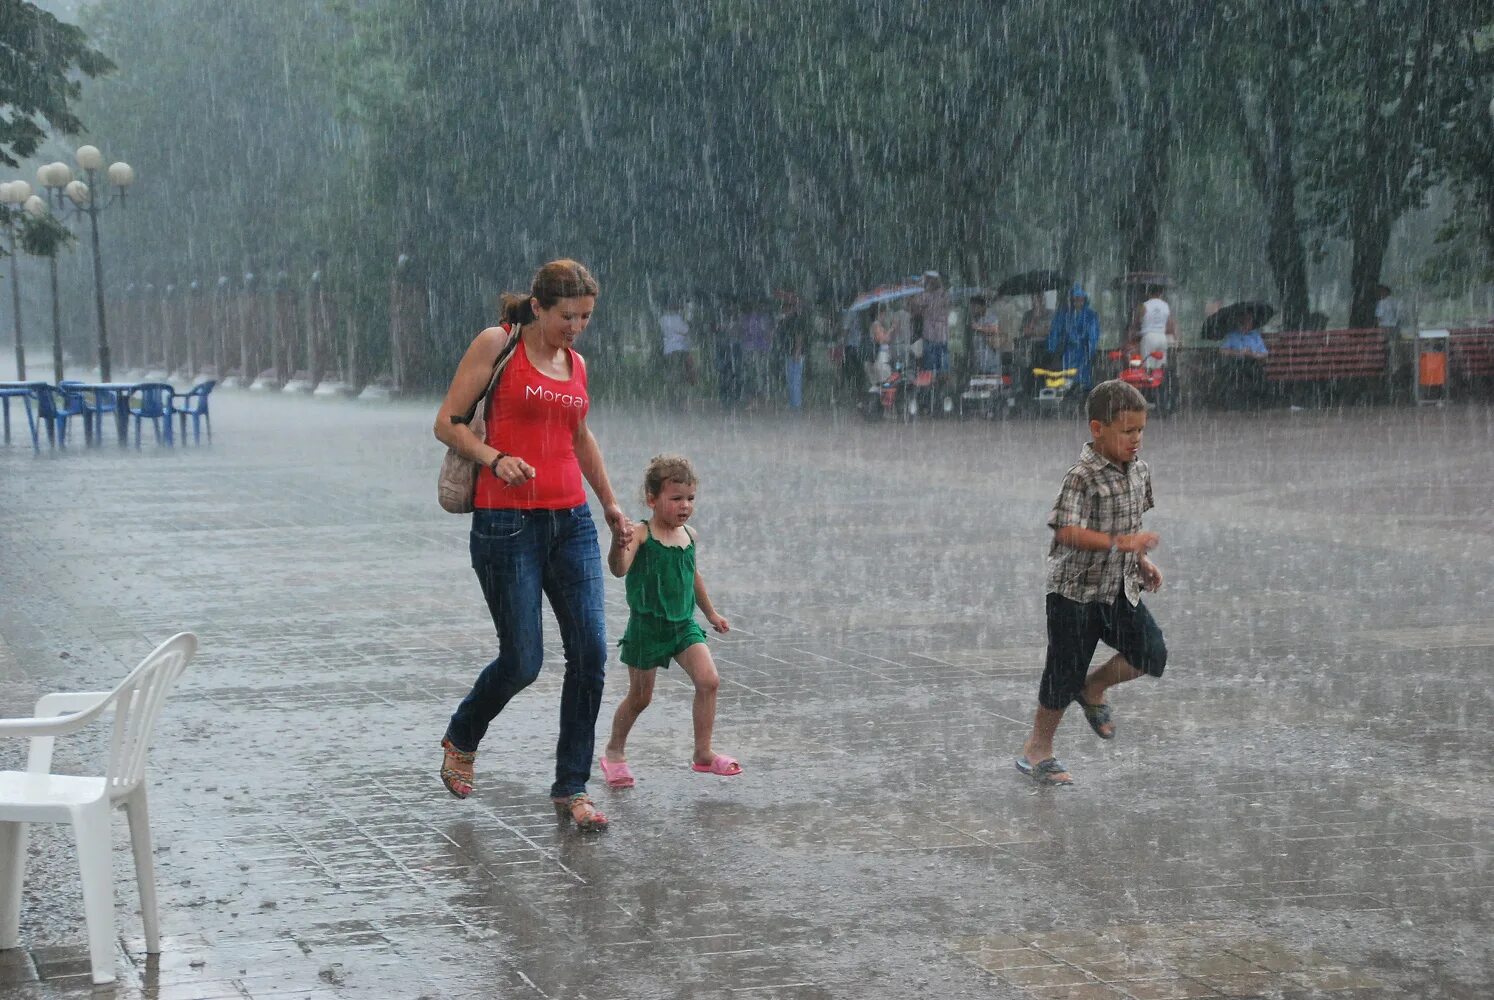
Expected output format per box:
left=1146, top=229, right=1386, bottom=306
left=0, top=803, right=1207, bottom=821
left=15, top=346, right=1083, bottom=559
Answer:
left=1074, top=692, right=1115, bottom=740
left=1015, top=757, right=1074, bottom=786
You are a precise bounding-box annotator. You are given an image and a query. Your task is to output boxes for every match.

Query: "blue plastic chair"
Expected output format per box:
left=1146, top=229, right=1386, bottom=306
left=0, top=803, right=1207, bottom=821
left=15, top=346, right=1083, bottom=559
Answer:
left=126, top=383, right=175, bottom=447
left=0, top=386, right=41, bottom=451
left=60, top=380, right=120, bottom=444
left=169, top=380, right=216, bottom=444
left=30, top=385, right=86, bottom=448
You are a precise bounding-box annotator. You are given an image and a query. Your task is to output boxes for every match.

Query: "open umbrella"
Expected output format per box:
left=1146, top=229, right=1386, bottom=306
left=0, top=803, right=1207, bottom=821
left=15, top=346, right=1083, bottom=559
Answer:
left=994, top=269, right=1068, bottom=297
left=847, top=280, right=924, bottom=313
left=1202, top=301, right=1275, bottom=341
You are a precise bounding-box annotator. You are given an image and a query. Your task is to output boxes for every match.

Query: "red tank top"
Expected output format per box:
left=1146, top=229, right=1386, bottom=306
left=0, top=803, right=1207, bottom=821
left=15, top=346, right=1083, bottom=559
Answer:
left=474, top=332, right=590, bottom=510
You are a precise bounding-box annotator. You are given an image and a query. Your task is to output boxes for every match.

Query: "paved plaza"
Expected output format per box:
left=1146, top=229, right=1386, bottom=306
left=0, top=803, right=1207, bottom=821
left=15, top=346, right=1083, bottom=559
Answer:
left=0, top=390, right=1490, bottom=999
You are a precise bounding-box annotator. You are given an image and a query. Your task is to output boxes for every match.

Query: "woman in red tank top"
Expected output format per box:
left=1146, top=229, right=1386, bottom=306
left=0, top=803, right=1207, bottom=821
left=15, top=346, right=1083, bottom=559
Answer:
left=432, top=260, right=633, bottom=832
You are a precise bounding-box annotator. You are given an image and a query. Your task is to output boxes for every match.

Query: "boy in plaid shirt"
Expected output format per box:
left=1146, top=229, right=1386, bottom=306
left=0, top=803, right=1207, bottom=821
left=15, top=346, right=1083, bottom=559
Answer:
left=1017, top=380, right=1168, bottom=786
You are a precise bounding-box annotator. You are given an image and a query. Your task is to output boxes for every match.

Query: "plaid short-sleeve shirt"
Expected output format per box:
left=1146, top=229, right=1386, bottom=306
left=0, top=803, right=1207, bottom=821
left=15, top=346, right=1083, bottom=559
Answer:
left=1046, top=442, right=1154, bottom=605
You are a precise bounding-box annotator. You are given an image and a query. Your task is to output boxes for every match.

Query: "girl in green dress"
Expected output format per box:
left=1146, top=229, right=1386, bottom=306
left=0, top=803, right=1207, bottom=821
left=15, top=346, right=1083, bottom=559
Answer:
left=599, top=455, right=741, bottom=787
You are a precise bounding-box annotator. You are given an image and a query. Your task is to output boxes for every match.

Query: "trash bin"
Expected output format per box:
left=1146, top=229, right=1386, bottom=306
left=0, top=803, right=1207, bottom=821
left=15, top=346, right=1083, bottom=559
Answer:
left=1415, top=329, right=1449, bottom=405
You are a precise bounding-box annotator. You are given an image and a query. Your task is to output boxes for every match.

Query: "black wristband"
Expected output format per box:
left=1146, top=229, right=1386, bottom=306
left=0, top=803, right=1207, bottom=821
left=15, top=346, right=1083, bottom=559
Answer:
left=488, top=452, right=508, bottom=474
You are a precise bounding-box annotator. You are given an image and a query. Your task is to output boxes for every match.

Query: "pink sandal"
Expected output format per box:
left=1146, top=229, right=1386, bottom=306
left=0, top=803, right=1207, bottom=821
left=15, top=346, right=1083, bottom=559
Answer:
left=691, top=754, right=742, bottom=776
left=599, top=757, right=635, bottom=789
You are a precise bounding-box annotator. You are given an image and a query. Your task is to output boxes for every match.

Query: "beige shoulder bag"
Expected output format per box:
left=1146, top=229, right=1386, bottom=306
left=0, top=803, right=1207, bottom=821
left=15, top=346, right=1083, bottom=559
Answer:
left=437, top=326, right=521, bottom=513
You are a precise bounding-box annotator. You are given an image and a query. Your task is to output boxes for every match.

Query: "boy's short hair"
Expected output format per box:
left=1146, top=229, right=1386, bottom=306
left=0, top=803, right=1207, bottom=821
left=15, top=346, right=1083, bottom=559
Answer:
left=1087, top=379, right=1148, bottom=423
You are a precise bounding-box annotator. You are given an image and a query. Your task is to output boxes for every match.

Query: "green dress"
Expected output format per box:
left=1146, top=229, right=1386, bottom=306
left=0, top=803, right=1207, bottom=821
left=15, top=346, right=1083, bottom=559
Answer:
left=619, top=524, right=708, bottom=669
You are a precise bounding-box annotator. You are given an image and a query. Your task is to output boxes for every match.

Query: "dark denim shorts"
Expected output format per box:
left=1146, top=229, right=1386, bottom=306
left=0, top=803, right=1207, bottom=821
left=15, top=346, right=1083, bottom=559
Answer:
left=1039, top=590, right=1168, bottom=710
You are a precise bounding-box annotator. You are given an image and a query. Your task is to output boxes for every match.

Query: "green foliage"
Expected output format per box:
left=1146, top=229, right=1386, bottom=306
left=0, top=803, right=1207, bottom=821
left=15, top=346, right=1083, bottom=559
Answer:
left=1423, top=24, right=1494, bottom=286
left=0, top=0, right=114, bottom=166
left=17, top=209, right=73, bottom=257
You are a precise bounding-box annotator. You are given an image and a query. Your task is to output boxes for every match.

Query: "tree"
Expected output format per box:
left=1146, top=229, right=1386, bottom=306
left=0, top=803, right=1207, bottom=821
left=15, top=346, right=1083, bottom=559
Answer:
left=1209, top=2, right=1316, bottom=329
left=1303, top=0, right=1494, bottom=327
left=1105, top=1, right=1218, bottom=277
left=1425, top=25, right=1494, bottom=288
left=0, top=1, right=113, bottom=165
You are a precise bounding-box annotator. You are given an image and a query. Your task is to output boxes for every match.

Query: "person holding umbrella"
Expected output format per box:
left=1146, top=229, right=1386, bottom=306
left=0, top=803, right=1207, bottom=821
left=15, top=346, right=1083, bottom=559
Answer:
left=914, top=271, right=951, bottom=384
left=1218, top=312, right=1268, bottom=359
left=991, top=270, right=1067, bottom=402
left=1216, top=307, right=1270, bottom=409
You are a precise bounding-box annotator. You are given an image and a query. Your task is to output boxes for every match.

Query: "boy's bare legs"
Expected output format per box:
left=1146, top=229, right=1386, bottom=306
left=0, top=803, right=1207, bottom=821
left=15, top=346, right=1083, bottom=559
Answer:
left=604, top=667, right=656, bottom=762
left=1022, top=707, right=1070, bottom=781
left=674, top=643, right=723, bottom=766
left=1079, top=653, right=1144, bottom=738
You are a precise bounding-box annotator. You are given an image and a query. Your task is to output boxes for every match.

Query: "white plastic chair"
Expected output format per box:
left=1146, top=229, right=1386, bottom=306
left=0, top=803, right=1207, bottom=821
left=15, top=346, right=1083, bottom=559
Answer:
left=0, top=632, right=197, bottom=985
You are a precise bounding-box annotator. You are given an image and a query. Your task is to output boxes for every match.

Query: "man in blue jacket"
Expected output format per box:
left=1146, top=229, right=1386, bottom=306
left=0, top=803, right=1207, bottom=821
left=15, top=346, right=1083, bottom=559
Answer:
left=1047, top=284, right=1102, bottom=390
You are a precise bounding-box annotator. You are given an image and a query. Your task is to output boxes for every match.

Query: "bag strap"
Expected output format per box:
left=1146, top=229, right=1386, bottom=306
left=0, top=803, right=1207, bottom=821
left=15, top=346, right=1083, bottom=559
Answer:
left=453, top=325, right=521, bottom=425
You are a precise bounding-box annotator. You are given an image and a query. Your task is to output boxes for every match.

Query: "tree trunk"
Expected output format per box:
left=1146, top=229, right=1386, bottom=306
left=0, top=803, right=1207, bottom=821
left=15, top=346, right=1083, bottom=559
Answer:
left=1348, top=211, right=1393, bottom=329
left=1345, top=0, right=1438, bottom=329
left=1123, top=95, right=1174, bottom=275
left=1483, top=176, right=1494, bottom=280
left=1260, top=24, right=1311, bottom=330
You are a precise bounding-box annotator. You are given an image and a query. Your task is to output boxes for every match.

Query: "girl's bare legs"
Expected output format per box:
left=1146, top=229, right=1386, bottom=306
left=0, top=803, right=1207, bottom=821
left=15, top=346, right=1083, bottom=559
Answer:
left=673, top=643, right=722, bottom=766
left=604, top=666, right=656, bottom=762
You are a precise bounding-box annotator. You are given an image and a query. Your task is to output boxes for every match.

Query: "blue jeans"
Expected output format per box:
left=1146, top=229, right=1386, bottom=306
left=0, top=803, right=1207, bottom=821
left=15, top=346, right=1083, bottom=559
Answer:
left=785, top=357, right=804, bottom=409
left=445, top=505, right=607, bottom=799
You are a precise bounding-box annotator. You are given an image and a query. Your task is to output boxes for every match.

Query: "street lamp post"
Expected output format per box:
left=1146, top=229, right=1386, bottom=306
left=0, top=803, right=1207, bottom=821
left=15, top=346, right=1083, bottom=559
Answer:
left=0, top=180, right=33, bottom=380
left=36, top=148, right=134, bottom=381
left=186, top=279, right=201, bottom=378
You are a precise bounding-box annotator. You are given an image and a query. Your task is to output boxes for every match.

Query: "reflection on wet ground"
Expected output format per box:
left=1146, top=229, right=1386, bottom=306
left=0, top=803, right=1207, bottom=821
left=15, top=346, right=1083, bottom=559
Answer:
left=0, top=393, right=1489, bottom=998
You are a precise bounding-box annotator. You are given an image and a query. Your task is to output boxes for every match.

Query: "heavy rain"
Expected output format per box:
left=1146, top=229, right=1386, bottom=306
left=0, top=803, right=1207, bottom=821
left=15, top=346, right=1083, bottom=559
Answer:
left=1, top=2, right=1491, bottom=998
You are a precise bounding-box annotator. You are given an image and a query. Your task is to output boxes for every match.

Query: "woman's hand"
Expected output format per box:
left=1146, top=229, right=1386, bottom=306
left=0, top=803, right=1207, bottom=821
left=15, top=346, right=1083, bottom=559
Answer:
left=707, top=612, right=730, bottom=634
left=603, top=503, right=634, bottom=548
left=493, top=454, right=535, bottom=487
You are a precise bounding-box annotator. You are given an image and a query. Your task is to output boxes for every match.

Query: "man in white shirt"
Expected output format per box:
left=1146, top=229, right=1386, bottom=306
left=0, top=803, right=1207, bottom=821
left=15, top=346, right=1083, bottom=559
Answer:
left=1374, top=284, right=1403, bottom=331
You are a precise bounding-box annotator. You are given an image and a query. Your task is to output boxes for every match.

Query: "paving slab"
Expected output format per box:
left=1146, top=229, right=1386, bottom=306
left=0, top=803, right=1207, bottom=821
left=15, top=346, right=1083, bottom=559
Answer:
left=1, top=392, right=1490, bottom=998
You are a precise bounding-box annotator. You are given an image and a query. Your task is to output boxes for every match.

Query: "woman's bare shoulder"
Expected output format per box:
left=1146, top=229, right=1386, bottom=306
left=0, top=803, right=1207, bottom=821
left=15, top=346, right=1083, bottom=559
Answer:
left=467, top=325, right=513, bottom=358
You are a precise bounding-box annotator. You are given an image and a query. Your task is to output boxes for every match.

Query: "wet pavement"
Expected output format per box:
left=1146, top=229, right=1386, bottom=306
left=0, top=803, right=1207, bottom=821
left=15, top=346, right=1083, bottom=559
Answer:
left=0, top=390, right=1490, bottom=999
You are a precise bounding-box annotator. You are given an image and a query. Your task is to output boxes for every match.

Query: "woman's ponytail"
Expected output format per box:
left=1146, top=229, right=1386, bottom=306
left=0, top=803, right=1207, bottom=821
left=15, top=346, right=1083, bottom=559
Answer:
left=499, top=292, right=535, bottom=325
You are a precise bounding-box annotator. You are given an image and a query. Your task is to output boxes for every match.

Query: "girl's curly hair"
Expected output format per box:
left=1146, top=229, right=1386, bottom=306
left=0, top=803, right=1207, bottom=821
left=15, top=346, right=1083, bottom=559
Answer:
left=642, top=454, right=698, bottom=503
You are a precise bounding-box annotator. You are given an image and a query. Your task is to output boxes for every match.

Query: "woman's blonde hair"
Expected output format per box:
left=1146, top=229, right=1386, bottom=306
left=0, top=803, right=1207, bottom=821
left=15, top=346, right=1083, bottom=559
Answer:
left=643, top=454, right=698, bottom=502
left=498, top=259, right=599, bottom=324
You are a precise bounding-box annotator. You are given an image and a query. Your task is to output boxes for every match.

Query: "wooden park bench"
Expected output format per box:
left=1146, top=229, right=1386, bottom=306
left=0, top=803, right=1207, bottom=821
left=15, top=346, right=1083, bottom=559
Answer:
left=1256, top=328, right=1391, bottom=403
left=1447, top=327, right=1494, bottom=386
left=1261, top=327, right=1389, bottom=382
